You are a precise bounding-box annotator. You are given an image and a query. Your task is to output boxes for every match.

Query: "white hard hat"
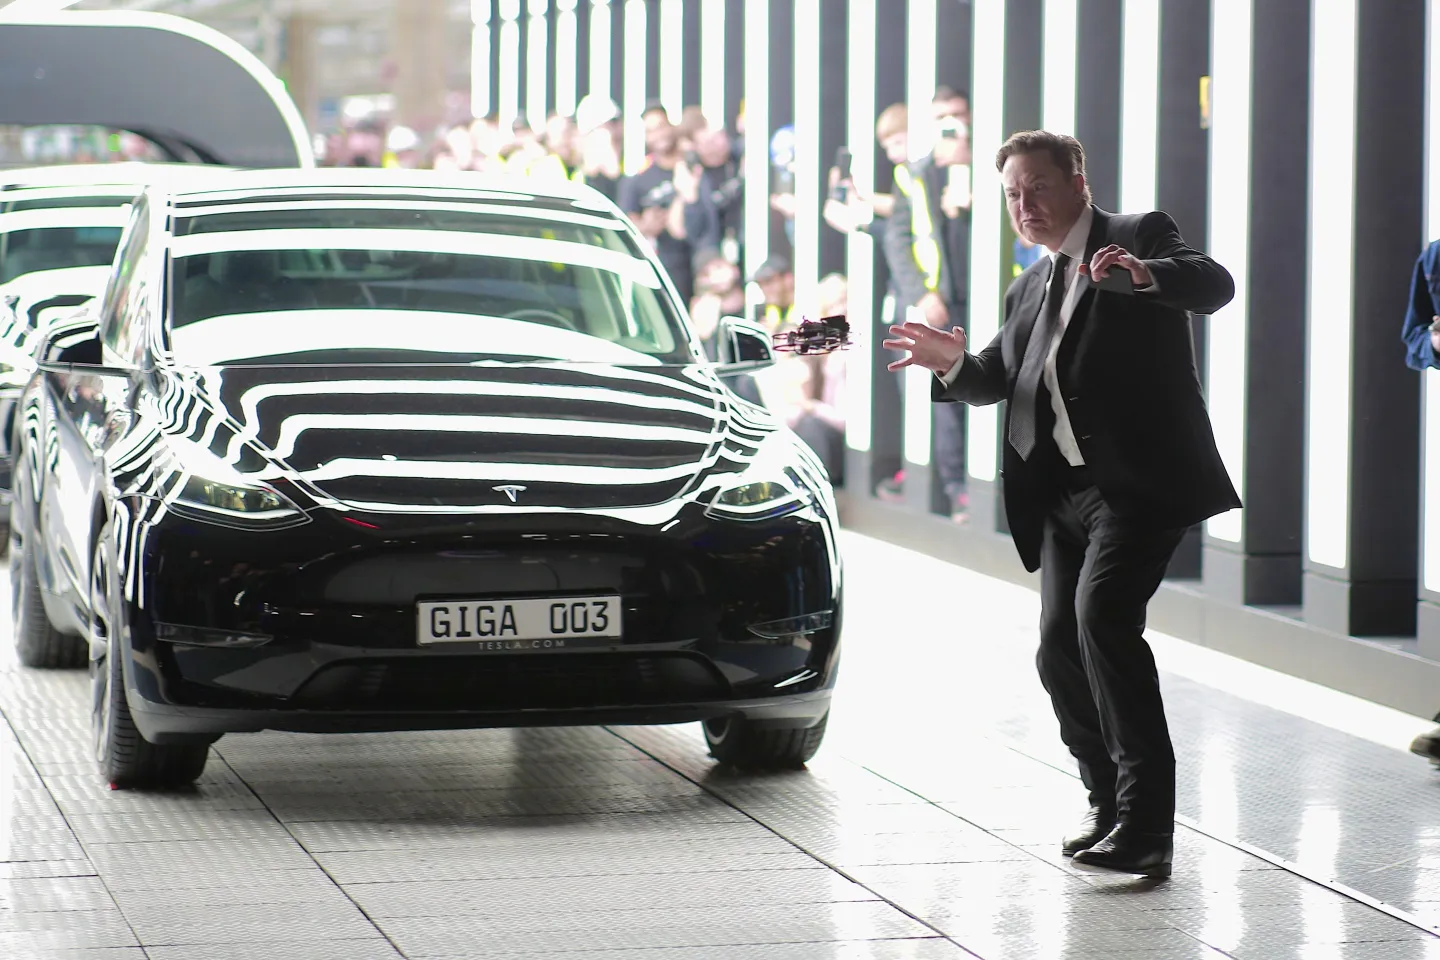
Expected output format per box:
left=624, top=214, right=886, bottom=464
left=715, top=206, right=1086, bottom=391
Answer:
left=386, top=126, right=420, bottom=153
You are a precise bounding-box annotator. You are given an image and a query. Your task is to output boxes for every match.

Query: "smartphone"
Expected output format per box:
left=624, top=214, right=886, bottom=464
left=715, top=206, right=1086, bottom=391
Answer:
left=1097, top=268, right=1135, bottom=295
left=830, top=146, right=853, bottom=202
left=684, top=149, right=701, bottom=168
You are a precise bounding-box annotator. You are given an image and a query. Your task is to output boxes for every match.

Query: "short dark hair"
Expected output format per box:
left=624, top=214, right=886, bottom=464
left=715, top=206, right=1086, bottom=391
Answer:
left=933, top=85, right=969, bottom=103
left=995, top=130, right=1092, bottom=203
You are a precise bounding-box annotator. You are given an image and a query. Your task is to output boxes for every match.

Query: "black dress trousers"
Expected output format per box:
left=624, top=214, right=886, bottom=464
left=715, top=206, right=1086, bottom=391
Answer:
left=1032, top=442, right=1186, bottom=832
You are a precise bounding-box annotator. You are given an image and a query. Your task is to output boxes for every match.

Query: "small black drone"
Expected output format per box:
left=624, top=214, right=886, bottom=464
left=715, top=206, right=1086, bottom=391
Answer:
left=771, top=315, right=853, bottom=355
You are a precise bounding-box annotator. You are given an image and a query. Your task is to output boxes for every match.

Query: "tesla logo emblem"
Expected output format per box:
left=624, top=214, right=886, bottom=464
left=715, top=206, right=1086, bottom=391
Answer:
left=493, top=485, right=527, bottom=503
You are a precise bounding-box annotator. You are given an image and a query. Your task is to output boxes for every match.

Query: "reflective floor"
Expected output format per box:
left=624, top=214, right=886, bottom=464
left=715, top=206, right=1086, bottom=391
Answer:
left=2, top=530, right=1440, bottom=959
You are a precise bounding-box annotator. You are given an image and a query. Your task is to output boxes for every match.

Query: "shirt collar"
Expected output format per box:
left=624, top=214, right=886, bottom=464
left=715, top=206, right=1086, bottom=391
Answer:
left=1056, top=204, right=1093, bottom=263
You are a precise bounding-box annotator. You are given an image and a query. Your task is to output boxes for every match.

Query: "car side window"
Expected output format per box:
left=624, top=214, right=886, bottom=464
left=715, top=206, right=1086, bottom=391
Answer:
left=99, top=200, right=150, bottom=358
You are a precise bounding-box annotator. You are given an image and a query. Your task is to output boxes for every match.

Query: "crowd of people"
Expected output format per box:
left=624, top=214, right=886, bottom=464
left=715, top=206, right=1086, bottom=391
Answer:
left=319, top=85, right=985, bottom=511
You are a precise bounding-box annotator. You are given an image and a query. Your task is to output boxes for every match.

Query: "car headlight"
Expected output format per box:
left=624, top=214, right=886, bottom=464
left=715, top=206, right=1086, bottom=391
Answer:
left=164, top=443, right=308, bottom=529
left=705, top=444, right=817, bottom=522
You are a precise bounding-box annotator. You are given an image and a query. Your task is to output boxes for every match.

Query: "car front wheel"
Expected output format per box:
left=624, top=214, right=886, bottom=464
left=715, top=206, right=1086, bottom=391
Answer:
left=703, top=711, right=829, bottom=770
left=91, top=522, right=209, bottom=790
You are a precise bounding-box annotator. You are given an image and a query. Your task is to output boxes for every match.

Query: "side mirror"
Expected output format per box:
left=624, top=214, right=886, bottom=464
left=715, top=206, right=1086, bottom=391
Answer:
left=36, top=312, right=104, bottom=370
left=714, top=316, right=776, bottom=376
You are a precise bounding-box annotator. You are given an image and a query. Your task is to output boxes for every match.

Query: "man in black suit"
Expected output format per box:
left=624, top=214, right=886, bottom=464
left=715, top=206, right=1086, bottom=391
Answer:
left=884, top=130, right=1239, bottom=878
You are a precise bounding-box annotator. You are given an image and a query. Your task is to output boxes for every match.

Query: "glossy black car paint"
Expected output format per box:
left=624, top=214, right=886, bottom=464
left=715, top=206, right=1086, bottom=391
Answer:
left=10, top=173, right=842, bottom=744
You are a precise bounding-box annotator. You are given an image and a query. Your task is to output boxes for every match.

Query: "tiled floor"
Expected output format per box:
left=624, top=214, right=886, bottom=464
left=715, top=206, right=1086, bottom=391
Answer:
left=2, top=530, right=1439, bottom=958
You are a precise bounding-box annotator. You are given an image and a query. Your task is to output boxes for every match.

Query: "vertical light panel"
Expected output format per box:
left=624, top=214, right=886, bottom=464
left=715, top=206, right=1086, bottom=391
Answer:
left=1423, top=0, right=1440, bottom=592
left=527, top=0, right=549, bottom=126
left=843, top=0, right=875, bottom=453
left=700, top=0, right=726, bottom=126
left=660, top=0, right=684, bottom=124
left=792, top=0, right=821, bottom=320
left=589, top=0, right=611, bottom=105
left=499, top=0, right=522, bottom=130
left=904, top=359, right=933, bottom=466
left=1119, top=0, right=1160, bottom=213
left=742, top=0, right=770, bottom=280
left=902, top=0, right=936, bottom=466
left=470, top=0, right=492, bottom=118
left=966, top=0, right=1006, bottom=482
left=622, top=0, right=647, bottom=173
left=555, top=0, right=578, bottom=117
left=1042, top=0, right=1077, bottom=135
left=1203, top=0, right=1252, bottom=543
left=905, top=0, right=937, bottom=162
left=1304, top=0, right=1358, bottom=570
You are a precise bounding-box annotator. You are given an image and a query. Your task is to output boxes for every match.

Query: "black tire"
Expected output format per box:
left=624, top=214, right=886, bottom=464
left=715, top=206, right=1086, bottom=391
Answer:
left=703, top=711, right=829, bottom=770
left=14, top=546, right=84, bottom=669
left=91, top=522, right=209, bottom=790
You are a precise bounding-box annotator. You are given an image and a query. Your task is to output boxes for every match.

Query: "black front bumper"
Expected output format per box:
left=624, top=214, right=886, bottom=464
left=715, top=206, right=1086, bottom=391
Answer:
left=120, top=501, right=842, bottom=738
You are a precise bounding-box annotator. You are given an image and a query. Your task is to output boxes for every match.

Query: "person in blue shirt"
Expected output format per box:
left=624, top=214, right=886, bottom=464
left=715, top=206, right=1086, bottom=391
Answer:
left=1402, top=239, right=1440, bottom=766
left=1402, top=238, right=1440, bottom=371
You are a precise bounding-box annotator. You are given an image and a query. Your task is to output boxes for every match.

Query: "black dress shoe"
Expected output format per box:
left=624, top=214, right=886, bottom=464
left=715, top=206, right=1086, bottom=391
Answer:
left=1071, top=823, right=1173, bottom=878
left=1061, top=805, right=1117, bottom=857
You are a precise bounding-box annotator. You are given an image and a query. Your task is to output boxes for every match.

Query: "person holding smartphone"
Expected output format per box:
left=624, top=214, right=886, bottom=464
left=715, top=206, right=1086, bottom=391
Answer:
left=883, top=92, right=974, bottom=520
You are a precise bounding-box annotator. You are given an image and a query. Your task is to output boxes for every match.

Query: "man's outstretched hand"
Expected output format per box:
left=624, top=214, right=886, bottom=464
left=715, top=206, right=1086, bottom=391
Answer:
left=883, top=322, right=968, bottom=375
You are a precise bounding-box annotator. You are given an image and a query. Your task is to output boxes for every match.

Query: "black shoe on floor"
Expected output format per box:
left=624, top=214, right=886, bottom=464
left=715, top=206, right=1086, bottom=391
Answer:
left=1062, top=805, right=1117, bottom=858
left=1071, top=823, right=1173, bottom=878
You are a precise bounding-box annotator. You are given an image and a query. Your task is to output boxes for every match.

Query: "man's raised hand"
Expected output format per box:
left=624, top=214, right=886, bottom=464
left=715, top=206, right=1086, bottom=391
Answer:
left=883, top=322, right=967, bottom=374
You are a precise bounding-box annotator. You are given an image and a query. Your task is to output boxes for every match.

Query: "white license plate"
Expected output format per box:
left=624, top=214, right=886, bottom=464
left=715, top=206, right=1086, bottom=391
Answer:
left=416, top=596, right=622, bottom=650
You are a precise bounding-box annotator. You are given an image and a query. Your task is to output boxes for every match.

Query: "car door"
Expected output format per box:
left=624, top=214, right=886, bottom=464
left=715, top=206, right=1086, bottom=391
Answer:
left=40, top=200, right=151, bottom=619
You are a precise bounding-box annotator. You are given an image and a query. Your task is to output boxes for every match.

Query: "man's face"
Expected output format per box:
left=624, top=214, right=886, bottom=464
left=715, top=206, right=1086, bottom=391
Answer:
left=933, top=119, right=971, bottom=167
left=932, top=96, right=970, bottom=130
left=880, top=132, right=909, bottom=166
left=699, top=257, right=739, bottom=293
left=1001, top=149, right=1086, bottom=249
left=695, top=127, right=731, bottom=167
left=647, top=123, right=679, bottom=157
left=758, top=272, right=793, bottom=309
left=635, top=205, right=668, bottom=236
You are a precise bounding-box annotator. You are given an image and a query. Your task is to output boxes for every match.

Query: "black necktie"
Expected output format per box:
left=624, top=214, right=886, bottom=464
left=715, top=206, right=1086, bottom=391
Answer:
left=1008, top=253, right=1071, bottom=461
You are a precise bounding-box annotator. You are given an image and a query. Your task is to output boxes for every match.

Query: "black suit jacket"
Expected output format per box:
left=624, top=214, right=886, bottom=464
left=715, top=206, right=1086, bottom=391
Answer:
left=933, top=206, right=1242, bottom=572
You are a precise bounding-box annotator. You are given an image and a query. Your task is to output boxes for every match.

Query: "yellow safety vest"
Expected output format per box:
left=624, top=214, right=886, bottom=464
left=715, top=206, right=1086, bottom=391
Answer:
left=893, top=163, right=942, bottom=293
left=764, top=303, right=795, bottom=331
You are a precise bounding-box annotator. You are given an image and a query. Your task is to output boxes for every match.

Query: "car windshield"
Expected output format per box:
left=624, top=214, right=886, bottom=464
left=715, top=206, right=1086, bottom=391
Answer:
left=166, top=202, right=698, bottom=366
left=0, top=200, right=131, bottom=284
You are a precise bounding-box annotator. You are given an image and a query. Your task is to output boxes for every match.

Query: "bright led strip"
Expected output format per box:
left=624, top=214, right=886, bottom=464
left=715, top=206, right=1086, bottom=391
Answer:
left=700, top=0, right=725, bottom=126
left=470, top=0, right=491, bottom=118
left=526, top=0, right=549, bottom=128
left=498, top=2, right=522, bottom=130
left=791, top=0, right=821, bottom=319
left=622, top=0, right=647, bottom=174
left=555, top=2, right=578, bottom=118
left=905, top=0, right=936, bottom=163
left=903, top=346, right=932, bottom=466
left=1204, top=0, right=1252, bottom=543
left=843, top=0, right=875, bottom=453
left=1425, top=0, right=1440, bottom=592
left=1304, top=0, right=1358, bottom=570
left=1119, top=0, right=1159, bottom=213
left=660, top=0, right=684, bottom=125
left=1042, top=0, right=1077, bottom=136
left=966, top=0, right=1005, bottom=482
left=742, top=0, right=769, bottom=279
left=589, top=0, right=611, bottom=104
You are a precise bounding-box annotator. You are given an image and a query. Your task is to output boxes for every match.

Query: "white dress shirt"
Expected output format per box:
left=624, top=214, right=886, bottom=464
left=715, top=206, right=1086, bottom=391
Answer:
left=938, top=206, right=1161, bottom=466
left=1040, top=206, right=1095, bottom=466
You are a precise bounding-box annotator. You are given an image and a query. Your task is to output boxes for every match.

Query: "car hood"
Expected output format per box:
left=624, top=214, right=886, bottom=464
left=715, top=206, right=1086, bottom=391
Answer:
left=181, top=362, right=737, bottom=513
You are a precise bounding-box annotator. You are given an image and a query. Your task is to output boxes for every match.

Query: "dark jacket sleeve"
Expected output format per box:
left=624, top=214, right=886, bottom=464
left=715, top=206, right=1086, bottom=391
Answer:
left=884, top=181, right=929, bottom=309
left=862, top=214, right=889, bottom=240
left=931, top=326, right=1007, bottom=406
left=1138, top=210, right=1236, bottom=316
left=1403, top=244, right=1439, bottom=371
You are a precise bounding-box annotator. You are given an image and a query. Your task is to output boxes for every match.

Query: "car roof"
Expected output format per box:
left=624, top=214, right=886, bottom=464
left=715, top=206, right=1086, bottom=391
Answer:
left=0, top=162, right=236, bottom=192
left=159, top=167, right=614, bottom=211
